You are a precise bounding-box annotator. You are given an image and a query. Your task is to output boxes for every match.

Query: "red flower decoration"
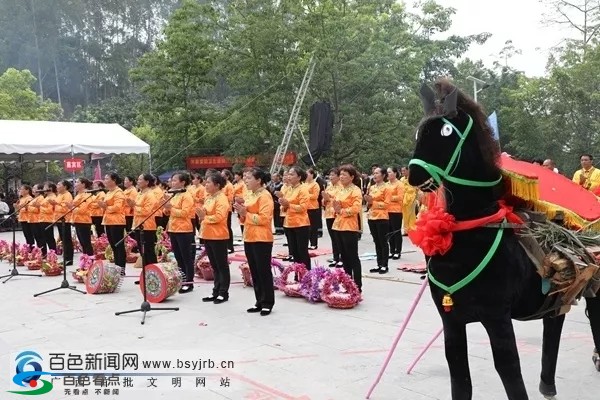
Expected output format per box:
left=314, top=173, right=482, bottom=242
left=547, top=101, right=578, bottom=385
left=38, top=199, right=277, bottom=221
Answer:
left=408, top=207, right=456, bottom=256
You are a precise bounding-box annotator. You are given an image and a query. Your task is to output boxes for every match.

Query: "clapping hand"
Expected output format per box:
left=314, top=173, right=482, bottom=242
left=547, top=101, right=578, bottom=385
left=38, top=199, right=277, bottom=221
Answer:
left=234, top=202, right=247, bottom=217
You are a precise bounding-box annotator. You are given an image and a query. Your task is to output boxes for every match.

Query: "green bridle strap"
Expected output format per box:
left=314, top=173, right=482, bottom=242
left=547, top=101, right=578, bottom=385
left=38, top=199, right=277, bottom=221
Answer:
left=428, top=221, right=505, bottom=294
left=409, top=115, right=502, bottom=188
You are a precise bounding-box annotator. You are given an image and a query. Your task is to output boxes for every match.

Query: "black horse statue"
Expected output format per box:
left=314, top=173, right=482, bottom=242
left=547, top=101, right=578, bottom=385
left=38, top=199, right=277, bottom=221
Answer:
left=408, top=79, right=568, bottom=399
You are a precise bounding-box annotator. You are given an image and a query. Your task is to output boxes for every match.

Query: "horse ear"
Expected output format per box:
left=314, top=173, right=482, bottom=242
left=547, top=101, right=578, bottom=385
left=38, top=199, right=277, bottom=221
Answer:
left=419, top=83, right=436, bottom=115
left=443, top=88, right=458, bottom=117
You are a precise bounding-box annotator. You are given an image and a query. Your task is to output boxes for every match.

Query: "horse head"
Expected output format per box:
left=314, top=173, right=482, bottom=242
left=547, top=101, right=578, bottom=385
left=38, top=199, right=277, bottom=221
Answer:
left=408, top=79, right=501, bottom=193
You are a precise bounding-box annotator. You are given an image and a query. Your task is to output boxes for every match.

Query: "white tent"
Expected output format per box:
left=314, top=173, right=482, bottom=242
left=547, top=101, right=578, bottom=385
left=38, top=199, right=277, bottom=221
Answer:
left=0, top=120, right=151, bottom=163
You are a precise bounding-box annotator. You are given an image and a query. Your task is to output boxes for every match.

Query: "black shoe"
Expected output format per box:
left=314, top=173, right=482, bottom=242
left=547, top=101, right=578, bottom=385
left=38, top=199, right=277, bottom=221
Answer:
left=178, top=285, right=193, bottom=294
left=593, top=349, right=600, bottom=372
left=379, top=266, right=389, bottom=274
left=328, top=262, right=337, bottom=268
left=392, top=253, right=400, bottom=260
left=335, top=262, right=343, bottom=268
left=202, top=296, right=215, bottom=302
left=538, top=379, right=557, bottom=398
left=260, top=308, right=271, bottom=316
left=134, top=280, right=140, bottom=285
left=247, top=307, right=261, bottom=313
left=369, top=266, right=382, bottom=273
left=214, top=296, right=228, bottom=304
left=228, top=249, right=234, bottom=254
left=64, top=261, right=74, bottom=267
left=308, top=245, right=318, bottom=250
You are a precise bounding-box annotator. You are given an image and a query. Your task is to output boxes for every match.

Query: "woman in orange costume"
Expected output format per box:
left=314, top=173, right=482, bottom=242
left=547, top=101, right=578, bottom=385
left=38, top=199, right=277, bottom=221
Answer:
left=279, top=166, right=311, bottom=270
left=131, top=174, right=158, bottom=266
left=164, top=172, right=196, bottom=294
left=89, top=181, right=106, bottom=237
left=332, top=164, right=363, bottom=291
left=221, top=169, right=235, bottom=253
left=16, top=185, right=35, bottom=248
left=52, top=180, right=75, bottom=265
left=123, top=176, right=138, bottom=234
left=71, top=178, right=94, bottom=256
left=198, top=172, right=231, bottom=302
left=235, top=168, right=274, bottom=316
left=387, top=167, right=404, bottom=259
left=38, top=182, right=57, bottom=256
left=322, top=168, right=342, bottom=267
left=366, top=167, right=391, bottom=274
left=100, top=173, right=127, bottom=274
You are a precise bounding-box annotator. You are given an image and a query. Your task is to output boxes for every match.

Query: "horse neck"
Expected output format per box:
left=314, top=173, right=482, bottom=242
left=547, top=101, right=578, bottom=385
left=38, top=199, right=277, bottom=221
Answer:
left=443, top=181, right=501, bottom=221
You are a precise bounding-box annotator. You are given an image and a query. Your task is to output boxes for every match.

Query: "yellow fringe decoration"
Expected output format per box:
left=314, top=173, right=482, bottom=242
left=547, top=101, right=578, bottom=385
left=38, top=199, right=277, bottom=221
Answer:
left=532, top=200, right=600, bottom=233
left=501, top=169, right=540, bottom=201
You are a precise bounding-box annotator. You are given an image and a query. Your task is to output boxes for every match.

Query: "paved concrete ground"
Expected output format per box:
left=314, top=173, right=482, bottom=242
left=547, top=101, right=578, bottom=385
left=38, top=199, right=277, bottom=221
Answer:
left=0, top=219, right=598, bottom=400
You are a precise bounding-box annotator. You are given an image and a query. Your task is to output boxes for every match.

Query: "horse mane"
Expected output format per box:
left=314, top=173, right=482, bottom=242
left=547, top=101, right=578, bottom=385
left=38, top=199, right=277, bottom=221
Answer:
left=429, top=78, right=501, bottom=174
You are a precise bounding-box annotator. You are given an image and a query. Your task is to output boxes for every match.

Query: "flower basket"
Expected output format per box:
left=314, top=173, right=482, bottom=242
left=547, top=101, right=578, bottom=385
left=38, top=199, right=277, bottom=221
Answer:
left=271, top=259, right=285, bottom=290
left=276, top=263, right=308, bottom=297
left=72, top=270, right=86, bottom=283
left=95, top=252, right=106, bottom=260
left=126, top=253, right=139, bottom=264
left=133, top=255, right=143, bottom=269
left=300, top=266, right=332, bottom=303
left=25, top=260, right=42, bottom=270
left=16, top=256, right=25, bottom=267
left=41, top=262, right=63, bottom=276
left=321, top=269, right=362, bottom=309
left=195, top=257, right=213, bottom=281
left=104, top=246, right=114, bottom=263
left=239, top=263, right=252, bottom=287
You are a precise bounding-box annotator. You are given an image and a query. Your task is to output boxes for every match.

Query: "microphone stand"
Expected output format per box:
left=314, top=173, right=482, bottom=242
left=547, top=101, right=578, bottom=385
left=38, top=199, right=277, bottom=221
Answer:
left=33, top=193, right=95, bottom=297
left=1, top=197, right=42, bottom=283
left=115, top=192, right=180, bottom=325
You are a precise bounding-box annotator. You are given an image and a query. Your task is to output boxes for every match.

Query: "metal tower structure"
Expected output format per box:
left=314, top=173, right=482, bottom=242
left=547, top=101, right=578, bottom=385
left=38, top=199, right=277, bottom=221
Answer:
left=269, top=57, right=316, bottom=175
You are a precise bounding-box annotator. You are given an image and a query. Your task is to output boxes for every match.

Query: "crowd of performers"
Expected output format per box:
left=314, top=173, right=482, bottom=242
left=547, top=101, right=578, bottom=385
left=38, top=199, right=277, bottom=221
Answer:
left=13, top=163, right=416, bottom=316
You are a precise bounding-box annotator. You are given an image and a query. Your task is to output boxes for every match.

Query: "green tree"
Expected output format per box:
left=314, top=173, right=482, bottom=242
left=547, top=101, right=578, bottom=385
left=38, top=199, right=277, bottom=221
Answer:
left=0, top=68, right=62, bottom=120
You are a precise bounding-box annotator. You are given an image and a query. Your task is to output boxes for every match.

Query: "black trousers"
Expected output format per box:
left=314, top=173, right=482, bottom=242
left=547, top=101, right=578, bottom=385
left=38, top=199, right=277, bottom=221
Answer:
left=57, top=221, right=74, bottom=264
left=125, top=216, right=133, bottom=234
left=134, top=229, right=158, bottom=265
left=227, top=212, right=234, bottom=251
left=368, top=219, right=390, bottom=268
left=244, top=241, right=275, bottom=309
left=192, top=217, right=200, bottom=235
left=32, top=223, right=47, bottom=255
left=586, top=293, right=600, bottom=351
left=308, top=208, right=320, bottom=247
left=170, top=232, right=195, bottom=285
left=273, top=205, right=284, bottom=233
left=326, top=218, right=341, bottom=262
left=388, top=212, right=404, bottom=255
left=105, top=225, right=126, bottom=269
left=205, top=239, right=230, bottom=297
left=336, top=230, right=362, bottom=290
left=74, top=223, right=93, bottom=256
left=286, top=225, right=311, bottom=269
left=21, top=222, right=35, bottom=248
left=92, top=216, right=105, bottom=237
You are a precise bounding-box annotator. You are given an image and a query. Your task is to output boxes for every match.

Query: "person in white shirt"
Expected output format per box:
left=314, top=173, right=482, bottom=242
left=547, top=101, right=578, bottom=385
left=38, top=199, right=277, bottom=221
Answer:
left=542, top=159, right=559, bottom=173
left=0, top=194, right=9, bottom=215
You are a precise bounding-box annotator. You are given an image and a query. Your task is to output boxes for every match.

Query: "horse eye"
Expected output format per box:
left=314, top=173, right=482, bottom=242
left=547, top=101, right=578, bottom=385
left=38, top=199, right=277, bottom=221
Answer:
left=441, top=124, right=453, bottom=137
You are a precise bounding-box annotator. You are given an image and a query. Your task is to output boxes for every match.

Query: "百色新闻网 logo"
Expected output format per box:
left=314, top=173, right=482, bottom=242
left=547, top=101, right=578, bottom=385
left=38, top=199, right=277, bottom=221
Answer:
left=8, top=351, right=54, bottom=395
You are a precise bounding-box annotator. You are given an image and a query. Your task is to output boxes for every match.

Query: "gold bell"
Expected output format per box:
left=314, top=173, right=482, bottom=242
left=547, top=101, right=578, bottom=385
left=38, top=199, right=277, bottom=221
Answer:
left=442, top=293, right=453, bottom=313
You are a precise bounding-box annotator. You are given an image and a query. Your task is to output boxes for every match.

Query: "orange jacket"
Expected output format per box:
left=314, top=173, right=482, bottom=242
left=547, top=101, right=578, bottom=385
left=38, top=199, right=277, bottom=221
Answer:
left=123, top=187, right=138, bottom=216
left=234, top=181, right=247, bottom=199
left=133, top=188, right=158, bottom=231
left=332, top=184, right=362, bottom=232
left=283, top=184, right=310, bottom=228
left=188, top=185, right=206, bottom=208
left=17, top=195, right=32, bottom=223
left=152, top=186, right=164, bottom=217
left=367, top=183, right=390, bottom=220
left=27, top=195, right=44, bottom=223
left=167, top=191, right=195, bottom=233
left=241, top=188, right=274, bottom=243
left=305, top=181, right=320, bottom=210
left=323, top=183, right=341, bottom=219
left=38, top=194, right=57, bottom=223
left=54, top=191, right=74, bottom=222
left=89, top=191, right=105, bottom=218
left=387, top=180, right=404, bottom=214
left=102, top=188, right=126, bottom=226
left=200, top=191, right=230, bottom=240
left=279, top=184, right=290, bottom=217
left=71, top=192, right=92, bottom=224
left=223, top=181, right=235, bottom=212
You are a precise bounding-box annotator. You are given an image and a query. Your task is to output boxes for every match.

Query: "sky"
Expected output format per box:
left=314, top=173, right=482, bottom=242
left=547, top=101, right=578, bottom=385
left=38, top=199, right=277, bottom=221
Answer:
left=419, top=0, right=578, bottom=77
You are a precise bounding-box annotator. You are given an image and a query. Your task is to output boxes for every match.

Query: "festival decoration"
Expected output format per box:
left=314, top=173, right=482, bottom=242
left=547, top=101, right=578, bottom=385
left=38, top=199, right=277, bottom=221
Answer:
left=239, top=263, right=252, bottom=287
left=85, top=262, right=123, bottom=294
left=276, top=263, right=308, bottom=297
left=299, top=266, right=332, bottom=303
left=321, top=268, right=362, bottom=309
left=92, top=234, right=109, bottom=260
left=139, top=262, right=183, bottom=303
left=73, top=254, right=95, bottom=283
left=41, top=250, right=63, bottom=276
left=16, top=243, right=29, bottom=266
left=24, top=247, right=43, bottom=270
left=155, top=227, right=172, bottom=262
left=125, top=235, right=138, bottom=263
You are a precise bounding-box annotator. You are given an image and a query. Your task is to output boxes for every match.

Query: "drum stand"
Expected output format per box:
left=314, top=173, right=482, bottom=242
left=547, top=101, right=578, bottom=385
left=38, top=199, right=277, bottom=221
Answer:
left=115, top=194, right=180, bottom=325
left=1, top=204, right=42, bottom=283
left=34, top=197, right=91, bottom=297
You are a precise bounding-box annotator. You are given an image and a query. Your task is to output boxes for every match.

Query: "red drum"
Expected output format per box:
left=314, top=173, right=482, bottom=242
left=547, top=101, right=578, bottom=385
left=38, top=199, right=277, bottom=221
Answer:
left=140, top=263, right=183, bottom=303
left=85, top=262, right=122, bottom=294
